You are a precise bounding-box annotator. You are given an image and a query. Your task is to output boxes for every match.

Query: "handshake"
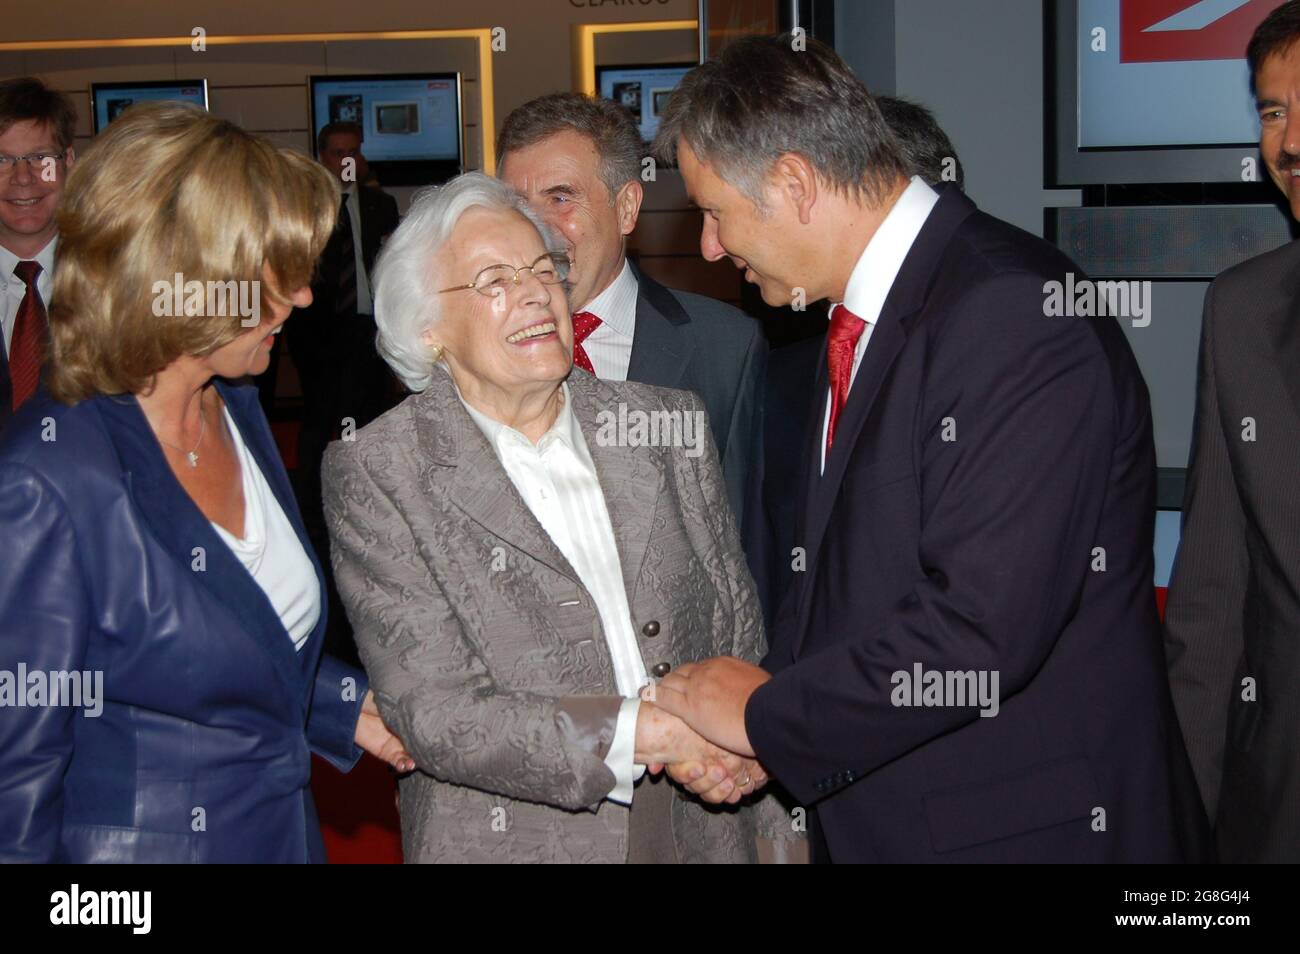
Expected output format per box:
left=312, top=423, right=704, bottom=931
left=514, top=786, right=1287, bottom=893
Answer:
left=632, top=656, right=774, bottom=804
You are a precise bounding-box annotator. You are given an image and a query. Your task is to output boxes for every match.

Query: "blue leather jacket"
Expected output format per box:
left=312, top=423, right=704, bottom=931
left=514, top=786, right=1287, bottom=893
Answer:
left=0, top=380, right=367, bottom=862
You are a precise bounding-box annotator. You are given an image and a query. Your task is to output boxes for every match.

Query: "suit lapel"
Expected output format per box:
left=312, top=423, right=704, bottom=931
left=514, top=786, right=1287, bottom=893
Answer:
left=358, top=186, right=382, bottom=277
left=95, top=387, right=311, bottom=706
left=791, top=309, right=909, bottom=657
left=567, top=369, right=663, bottom=601
left=790, top=186, right=978, bottom=658
left=0, top=343, right=11, bottom=433
left=1267, top=246, right=1300, bottom=426
left=803, top=309, right=908, bottom=555
left=414, top=368, right=583, bottom=585
left=626, top=260, right=691, bottom=390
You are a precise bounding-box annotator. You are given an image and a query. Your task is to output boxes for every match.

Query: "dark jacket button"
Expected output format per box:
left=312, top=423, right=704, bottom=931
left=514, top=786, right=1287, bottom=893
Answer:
left=641, top=620, right=660, bottom=637
left=651, top=662, right=671, bottom=678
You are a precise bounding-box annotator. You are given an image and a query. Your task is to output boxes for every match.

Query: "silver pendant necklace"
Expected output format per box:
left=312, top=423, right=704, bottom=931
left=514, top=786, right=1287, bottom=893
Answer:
left=157, top=407, right=207, bottom=468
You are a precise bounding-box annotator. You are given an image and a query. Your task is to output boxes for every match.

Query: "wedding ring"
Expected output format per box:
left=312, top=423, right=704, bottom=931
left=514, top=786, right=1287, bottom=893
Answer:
left=737, top=774, right=752, bottom=788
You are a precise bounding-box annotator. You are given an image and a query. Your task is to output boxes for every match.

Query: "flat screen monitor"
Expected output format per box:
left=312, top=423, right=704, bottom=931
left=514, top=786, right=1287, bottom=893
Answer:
left=596, top=63, right=695, bottom=143
left=1047, top=0, right=1277, bottom=185
left=91, top=80, right=209, bottom=133
left=309, top=73, right=463, bottom=186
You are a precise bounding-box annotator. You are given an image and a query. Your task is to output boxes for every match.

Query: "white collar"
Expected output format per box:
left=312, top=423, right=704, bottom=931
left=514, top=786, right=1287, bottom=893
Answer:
left=0, top=235, right=57, bottom=287
left=576, top=256, right=637, bottom=338
left=455, top=374, right=579, bottom=453
left=833, top=176, right=939, bottom=325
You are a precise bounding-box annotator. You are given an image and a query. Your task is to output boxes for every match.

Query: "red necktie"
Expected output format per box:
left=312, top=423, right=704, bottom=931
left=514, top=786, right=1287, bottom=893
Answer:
left=571, top=310, right=602, bottom=375
left=825, top=303, right=866, bottom=458
left=9, top=260, right=47, bottom=411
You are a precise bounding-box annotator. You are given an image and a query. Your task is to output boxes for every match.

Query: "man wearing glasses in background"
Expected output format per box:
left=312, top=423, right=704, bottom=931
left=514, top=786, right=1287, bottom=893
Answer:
left=0, top=77, right=75, bottom=439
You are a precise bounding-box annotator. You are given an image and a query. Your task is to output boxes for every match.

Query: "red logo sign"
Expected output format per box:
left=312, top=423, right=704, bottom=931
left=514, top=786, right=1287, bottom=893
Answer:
left=1119, top=0, right=1277, bottom=63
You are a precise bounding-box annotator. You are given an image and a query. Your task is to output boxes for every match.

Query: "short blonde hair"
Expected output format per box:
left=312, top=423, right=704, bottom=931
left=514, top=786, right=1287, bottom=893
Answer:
left=49, top=101, right=338, bottom=402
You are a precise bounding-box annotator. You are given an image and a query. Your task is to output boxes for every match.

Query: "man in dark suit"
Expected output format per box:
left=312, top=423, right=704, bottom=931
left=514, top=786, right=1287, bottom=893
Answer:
left=288, top=121, right=398, bottom=516
left=649, top=36, right=1200, bottom=862
left=1164, top=1, right=1300, bottom=864
left=497, top=93, right=764, bottom=538
left=287, top=121, right=399, bottom=662
left=756, top=96, right=965, bottom=623
left=0, top=78, right=75, bottom=439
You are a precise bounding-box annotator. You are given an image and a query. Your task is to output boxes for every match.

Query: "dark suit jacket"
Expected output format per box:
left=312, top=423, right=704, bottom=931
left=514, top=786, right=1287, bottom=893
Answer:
left=743, top=187, right=1197, bottom=862
left=753, top=333, right=824, bottom=622
left=287, top=183, right=399, bottom=361
left=0, top=381, right=367, bottom=862
left=0, top=331, right=11, bottom=438
left=1165, top=238, right=1300, bottom=863
left=625, top=260, right=765, bottom=542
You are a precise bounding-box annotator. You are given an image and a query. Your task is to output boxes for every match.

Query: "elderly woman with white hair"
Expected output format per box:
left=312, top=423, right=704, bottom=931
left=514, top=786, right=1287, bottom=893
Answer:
left=322, top=172, right=801, bottom=863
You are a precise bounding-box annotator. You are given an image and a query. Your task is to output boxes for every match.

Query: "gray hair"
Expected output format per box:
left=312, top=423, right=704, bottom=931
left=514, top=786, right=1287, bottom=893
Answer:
left=497, top=92, right=643, bottom=203
left=876, top=95, right=964, bottom=191
left=653, top=34, right=906, bottom=210
left=372, top=171, right=557, bottom=392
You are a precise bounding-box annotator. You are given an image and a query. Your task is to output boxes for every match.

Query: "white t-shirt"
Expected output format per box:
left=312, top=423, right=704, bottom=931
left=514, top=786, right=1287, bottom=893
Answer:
left=210, top=407, right=321, bottom=651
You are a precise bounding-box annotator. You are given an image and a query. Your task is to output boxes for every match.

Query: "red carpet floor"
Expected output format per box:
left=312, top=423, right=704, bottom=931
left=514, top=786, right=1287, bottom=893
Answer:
left=313, top=754, right=403, bottom=864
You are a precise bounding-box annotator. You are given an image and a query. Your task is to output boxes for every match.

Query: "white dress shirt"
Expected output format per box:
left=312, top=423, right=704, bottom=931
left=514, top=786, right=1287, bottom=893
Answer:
left=210, top=406, right=322, bottom=651
left=343, top=183, right=375, bottom=316
left=575, top=257, right=638, bottom=381
left=0, top=236, right=56, bottom=357
left=457, top=380, right=648, bottom=804
left=819, top=176, right=940, bottom=474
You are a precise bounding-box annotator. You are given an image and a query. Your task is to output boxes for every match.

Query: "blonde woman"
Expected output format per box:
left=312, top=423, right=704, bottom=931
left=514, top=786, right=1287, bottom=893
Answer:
left=0, top=103, right=409, bottom=863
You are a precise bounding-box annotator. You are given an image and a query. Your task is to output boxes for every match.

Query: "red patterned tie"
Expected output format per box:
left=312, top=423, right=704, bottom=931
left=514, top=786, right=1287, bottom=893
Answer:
left=825, top=303, right=867, bottom=458
left=9, top=260, right=47, bottom=411
left=571, top=310, right=602, bottom=375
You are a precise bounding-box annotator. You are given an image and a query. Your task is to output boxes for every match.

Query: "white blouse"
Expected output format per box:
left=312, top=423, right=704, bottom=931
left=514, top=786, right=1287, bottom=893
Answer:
left=210, top=407, right=321, bottom=651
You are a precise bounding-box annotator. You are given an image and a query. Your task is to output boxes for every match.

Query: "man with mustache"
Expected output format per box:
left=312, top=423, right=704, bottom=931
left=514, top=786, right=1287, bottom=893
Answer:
left=0, top=78, right=75, bottom=438
left=1164, top=0, right=1300, bottom=863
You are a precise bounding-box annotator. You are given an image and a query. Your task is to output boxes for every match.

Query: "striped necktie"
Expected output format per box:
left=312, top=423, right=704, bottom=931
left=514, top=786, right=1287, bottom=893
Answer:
left=334, top=195, right=357, bottom=317
left=9, top=260, right=47, bottom=410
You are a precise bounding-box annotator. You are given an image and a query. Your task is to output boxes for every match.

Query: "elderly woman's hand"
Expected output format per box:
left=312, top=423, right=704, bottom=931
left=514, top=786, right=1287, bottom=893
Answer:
left=665, top=756, right=769, bottom=804
left=636, top=702, right=761, bottom=805
left=355, top=690, right=415, bottom=773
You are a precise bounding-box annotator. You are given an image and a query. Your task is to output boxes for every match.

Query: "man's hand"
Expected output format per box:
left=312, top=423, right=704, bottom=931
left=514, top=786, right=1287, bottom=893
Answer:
left=647, top=656, right=771, bottom=758
left=355, top=689, right=415, bottom=773
left=635, top=701, right=756, bottom=805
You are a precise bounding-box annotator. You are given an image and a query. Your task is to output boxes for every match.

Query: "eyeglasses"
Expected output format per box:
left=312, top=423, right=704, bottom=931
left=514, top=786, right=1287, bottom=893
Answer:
left=438, top=252, right=571, bottom=297
left=0, top=152, right=67, bottom=174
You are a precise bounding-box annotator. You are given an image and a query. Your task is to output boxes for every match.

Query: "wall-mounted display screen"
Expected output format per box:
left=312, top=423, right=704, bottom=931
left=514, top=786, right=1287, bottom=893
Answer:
left=1048, top=0, right=1278, bottom=185
left=596, top=63, right=695, bottom=142
left=309, top=73, right=463, bottom=184
left=91, top=80, right=209, bottom=133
